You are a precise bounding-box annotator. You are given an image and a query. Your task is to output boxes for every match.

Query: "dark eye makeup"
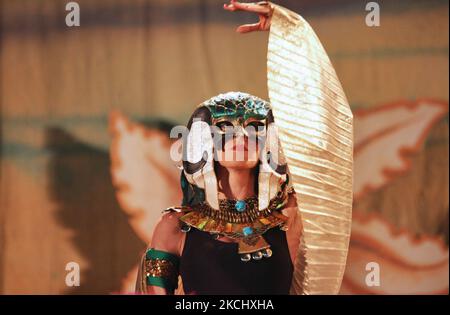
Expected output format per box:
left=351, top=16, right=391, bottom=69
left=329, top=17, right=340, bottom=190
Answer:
left=245, top=121, right=266, bottom=129
left=215, top=121, right=234, bottom=132
left=213, top=120, right=267, bottom=135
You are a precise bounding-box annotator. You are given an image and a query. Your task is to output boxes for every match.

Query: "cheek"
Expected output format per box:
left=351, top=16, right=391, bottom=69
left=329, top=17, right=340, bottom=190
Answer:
left=215, top=137, right=261, bottom=164
left=247, top=139, right=260, bottom=156
left=223, top=138, right=235, bottom=151
left=216, top=139, right=233, bottom=161
left=216, top=149, right=225, bottom=162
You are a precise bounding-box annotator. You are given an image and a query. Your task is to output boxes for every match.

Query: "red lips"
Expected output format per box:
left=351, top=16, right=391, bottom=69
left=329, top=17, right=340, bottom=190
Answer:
left=232, top=143, right=247, bottom=151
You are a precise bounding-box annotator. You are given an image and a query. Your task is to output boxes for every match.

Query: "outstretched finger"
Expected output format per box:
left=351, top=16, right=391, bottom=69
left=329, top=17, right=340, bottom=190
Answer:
left=236, top=23, right=261, bottom=33
left=224, top=1, right=270, bottom=15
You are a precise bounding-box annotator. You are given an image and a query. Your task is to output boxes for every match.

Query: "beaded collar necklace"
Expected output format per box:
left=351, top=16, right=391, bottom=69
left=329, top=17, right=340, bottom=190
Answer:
left=172, top=187, right=294, bottom=262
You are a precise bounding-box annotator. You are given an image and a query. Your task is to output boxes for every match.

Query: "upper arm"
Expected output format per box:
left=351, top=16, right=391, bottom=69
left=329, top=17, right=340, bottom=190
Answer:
left=150, top=211, right=185, bottom=256
left=143, top=212, right=184, bottom=295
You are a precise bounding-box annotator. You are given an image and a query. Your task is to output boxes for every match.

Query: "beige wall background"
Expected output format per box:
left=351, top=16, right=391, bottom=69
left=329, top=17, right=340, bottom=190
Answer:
left=0, top=0, right=448, bottom=293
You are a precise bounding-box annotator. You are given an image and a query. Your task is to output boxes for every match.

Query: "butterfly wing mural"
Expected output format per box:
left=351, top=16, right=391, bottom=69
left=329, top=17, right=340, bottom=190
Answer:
left=109, top=112, right=182, bottom=293
left=109, top=111, right=182, bottom=244
left=343, top=99, right=449, bottom=294
left=340, top=213, right=449, bottom=294
left=353, top=99, right=448, bottom=201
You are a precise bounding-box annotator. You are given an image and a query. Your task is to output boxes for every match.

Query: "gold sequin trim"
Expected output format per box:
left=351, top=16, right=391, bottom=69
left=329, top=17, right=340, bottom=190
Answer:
left=145, top=259, right=178, bottom=283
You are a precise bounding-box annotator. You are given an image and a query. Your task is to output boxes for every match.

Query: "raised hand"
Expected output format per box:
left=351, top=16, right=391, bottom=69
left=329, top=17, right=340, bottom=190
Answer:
left=223, top=0, right=274, bottom=33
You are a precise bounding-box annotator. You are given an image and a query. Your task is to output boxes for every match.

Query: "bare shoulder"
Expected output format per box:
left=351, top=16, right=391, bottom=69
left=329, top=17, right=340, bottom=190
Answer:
left=154, top=211, right=184, bottom=234
left=150, top=211, right=185, bottom=256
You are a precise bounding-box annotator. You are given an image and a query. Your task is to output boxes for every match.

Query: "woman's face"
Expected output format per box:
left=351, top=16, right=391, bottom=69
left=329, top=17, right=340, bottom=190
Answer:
left=214, top=117, right=265, bottom=170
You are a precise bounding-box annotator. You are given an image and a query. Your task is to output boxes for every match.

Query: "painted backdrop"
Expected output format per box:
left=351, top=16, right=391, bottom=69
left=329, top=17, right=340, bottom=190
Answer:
left=0, top=0, right=448, bottom=294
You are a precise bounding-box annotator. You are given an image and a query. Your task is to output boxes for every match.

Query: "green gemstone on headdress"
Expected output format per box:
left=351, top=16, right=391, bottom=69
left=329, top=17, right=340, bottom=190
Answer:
left=205, top=92, right=270, bottom=121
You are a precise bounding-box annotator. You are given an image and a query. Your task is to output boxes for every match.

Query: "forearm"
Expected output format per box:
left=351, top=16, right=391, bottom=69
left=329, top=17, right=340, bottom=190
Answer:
left=147, top=285, right=169, bottom=295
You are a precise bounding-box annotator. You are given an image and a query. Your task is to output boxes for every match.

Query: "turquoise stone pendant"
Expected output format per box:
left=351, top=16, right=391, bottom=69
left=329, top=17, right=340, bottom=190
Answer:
left=235, top=200, right=247, bottom=212
left=242, top=226, right=253, bottom=236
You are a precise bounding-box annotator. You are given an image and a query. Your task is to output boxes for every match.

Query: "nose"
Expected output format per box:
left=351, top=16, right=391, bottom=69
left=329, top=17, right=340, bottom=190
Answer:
left=233, top=130, right=249, bottom=148
left=234, top=125, right=246, bottom=138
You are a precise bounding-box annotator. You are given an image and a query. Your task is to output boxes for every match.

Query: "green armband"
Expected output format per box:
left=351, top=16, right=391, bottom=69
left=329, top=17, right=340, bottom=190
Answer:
left=145, top=248, right=180, bottom=293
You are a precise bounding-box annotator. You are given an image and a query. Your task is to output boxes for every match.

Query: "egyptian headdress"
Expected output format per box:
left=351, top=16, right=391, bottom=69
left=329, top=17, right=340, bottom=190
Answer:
left=178, top=91, right=293, bottom=258
left=137, top=3, right=353, bottom=295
